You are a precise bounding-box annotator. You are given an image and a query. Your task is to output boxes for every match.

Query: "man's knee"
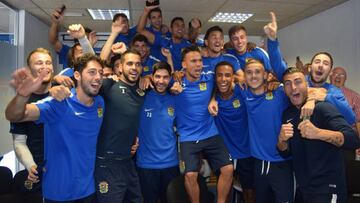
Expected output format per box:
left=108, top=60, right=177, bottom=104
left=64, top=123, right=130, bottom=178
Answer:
left=220, top=164, right=233, bottom=177
left=184, top=172, right=198, bottom=184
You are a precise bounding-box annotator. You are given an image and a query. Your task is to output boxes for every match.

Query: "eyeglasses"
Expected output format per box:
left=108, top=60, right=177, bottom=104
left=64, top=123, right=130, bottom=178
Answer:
left=332, top=73, right=346, bottom=78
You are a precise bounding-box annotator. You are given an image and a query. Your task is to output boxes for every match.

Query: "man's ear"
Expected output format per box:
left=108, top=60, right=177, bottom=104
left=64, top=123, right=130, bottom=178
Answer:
left=182, top=61, right=186, bottom=70
left=74, top=71, right=81, bottom=82
left=204, top=39, right=208, bottom=47
left=264, top=71, right=268, bottom=81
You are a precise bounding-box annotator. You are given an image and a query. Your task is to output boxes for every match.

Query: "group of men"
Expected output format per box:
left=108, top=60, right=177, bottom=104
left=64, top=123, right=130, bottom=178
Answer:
left=5, top=2, right=360, bottom=203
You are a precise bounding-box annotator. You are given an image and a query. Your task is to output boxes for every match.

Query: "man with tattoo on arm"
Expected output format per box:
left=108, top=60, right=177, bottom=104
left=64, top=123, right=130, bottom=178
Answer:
left=278, top=67, right=360, bottom=203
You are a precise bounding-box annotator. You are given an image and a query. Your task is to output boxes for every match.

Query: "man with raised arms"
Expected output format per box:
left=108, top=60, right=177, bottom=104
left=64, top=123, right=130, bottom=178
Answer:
left=6, top=53, right=104, bottom=202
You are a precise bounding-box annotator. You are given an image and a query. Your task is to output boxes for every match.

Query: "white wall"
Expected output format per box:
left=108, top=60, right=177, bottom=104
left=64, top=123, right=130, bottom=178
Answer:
left=0, top=10, right=56, bottom=156
left=18, top=10, right=57, bottom=69
left=278, top=0, right=360, bottom=92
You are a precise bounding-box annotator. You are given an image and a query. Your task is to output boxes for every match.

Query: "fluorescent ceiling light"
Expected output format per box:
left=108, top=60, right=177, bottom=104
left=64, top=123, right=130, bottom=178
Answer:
left=209, top=12, right=253, bottom=24
left=64, top=12, right=83, bottom=17
left=87, top=9, right=130, bottom=20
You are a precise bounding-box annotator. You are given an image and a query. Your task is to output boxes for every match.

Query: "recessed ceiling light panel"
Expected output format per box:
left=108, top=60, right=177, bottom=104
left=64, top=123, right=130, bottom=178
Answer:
left=87, top=9, right=130, bottom=20
left=209, top=12, right=253, bottom=24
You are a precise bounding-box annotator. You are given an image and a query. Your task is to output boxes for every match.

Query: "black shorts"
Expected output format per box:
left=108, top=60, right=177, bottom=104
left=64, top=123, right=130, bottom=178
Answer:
left=94, top=157, right=142, bottom=203
left=180, top=135, right=232, bottom=173
left=44, top=193, right=96, bottom=203
left=254, top=159, right=294, bottom=203
left=301, top=192, right=346, bottom=203
left=137, top=166, right=180, bottom=203
left=234, top=157, right=255, bottom=190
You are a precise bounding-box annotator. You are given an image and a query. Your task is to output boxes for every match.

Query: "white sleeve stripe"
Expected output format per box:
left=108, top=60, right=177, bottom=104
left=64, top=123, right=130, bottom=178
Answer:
left=256, top=47, right=269, bottom=59
left=149, top=55, right=161, bottom=62
left=58, top=68, right=72, bottom=75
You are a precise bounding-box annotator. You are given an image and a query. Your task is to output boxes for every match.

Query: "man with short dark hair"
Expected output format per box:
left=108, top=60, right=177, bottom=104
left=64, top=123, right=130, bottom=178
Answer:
left=137, top=61, right=180, bottom=203
left=278, top=67, right=359, bottom=203
left=213, top=61, right=255, bottom=203
left=130, top=34, right=174, bottom=76
left=137, top=5, right=191, bottom=71
left=112, top=13, right=138, bottom=46
left=226, top=24, right=271, bottom=71
left=202, top=25, right=243, bottom=81
left=95, top=49, right=145, bottom=203
left=6, top=53, right=105, bottom=202
left=175, top=45, right=233, bottom=203
left=307, top=52, right=355, bottom=124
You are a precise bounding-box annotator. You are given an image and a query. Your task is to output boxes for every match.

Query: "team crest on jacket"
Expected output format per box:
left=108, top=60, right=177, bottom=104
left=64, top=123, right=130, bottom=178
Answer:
left=98, top=181, right=109, bottom=193
left=24, top=180, right=33, bottom=190
left=232, top=99, right=240, bottom=108
left=199, top=82, right=207, bottom=91
left=143, top=66, right=149, bottom=72
left=265, top=92, right=273, bottom=100
left=136, top=88, right=145, bottom=96
left=167, top=107, right=174, bottom=116
left=98, top=106, right=103, bottom=118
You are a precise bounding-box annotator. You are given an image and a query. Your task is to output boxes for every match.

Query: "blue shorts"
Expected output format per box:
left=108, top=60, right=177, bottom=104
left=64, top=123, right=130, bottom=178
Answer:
left=234, top=157, right=255, bottom=190
left=95, top=157, right=142, bottom=203
left=180, top=135, right=232, bottom=173
left=137, top=166, right=180, bottom=203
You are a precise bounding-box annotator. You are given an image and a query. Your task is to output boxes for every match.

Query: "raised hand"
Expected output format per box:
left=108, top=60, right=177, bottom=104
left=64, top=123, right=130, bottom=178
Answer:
left=51, top=8, right=64, bottom=23
left=67, top=24, right=86, bottom=39
left=263, top=12, right=277, bottom=40
left=10, top=68, right=47, bottom=97
left=161, top=48, right=171, bottom=58
left=279, top=123, right=294, bottom=142
left=112, top=21, right=125, bottom=34
left=298, top=119, right=320, bottom=139
left=111, top=42, right=127, bottom=55
left=144, top=2, right=160, bottom=13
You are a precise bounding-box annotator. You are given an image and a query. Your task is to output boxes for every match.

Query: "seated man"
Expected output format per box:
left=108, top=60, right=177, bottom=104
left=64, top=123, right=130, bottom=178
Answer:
left=6, top=53, right=104, bottom=202
left=278, top=67, right=360, bottom=203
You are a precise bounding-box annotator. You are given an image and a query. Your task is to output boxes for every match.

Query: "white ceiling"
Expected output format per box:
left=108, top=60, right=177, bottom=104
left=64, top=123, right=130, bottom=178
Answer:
left=2, top=0, right=348, bottom=35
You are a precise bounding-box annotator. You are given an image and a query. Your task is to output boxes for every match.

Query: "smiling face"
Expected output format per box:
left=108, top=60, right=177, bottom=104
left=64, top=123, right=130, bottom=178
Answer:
left=152, top=69, right=171, bottom=94
left=216, top=64, right=234, bottom=96
left=310, top=53, right=332, bottom=87
left=283, top=71, right=308, bottom=108
left=244, top=60, right=267, bottom=95
left=131, top=40, right=150, bottom=61
left=205, top=30, right=224, bottom=56
left=171, top=19, right=185, bottom=40
left=330, top=67, right=346, bottom=88
left=75, top=60, right=103, bottom=97
left=28, top=52, right=54, bottom=84
left=230, top=29, right=248, bottom=54
left=149, top=10, right=162, bottom=30
left=119, top=53, right=142, bottom=85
